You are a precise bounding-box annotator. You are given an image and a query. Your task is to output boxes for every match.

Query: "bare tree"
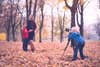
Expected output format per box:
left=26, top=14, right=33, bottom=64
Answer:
left=5, top=15, right=11, bottom=41
left=64, top=0, right=79, bottom=27
left=3, top=3, right=12, bottom=41
left=77, top=0, right=91, bottom=36
left=38, top=0, right=45, bottom=42
left=2, top=0, right=23, bottom=41
left=77, top=4, right=84, bottom=36
left=9, top=0, right=23, bottom=41
left=57, top=8, right=65, bottom=42
left=26, top=0, right=32, bottom=19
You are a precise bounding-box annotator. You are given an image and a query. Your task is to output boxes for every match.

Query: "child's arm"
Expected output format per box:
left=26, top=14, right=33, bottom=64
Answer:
left=64, top=38, right=70, bottom=51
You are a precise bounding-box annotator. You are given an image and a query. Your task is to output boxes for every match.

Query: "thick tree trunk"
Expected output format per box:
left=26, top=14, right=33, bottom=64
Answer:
left=71, top=9, right=76, bottom=27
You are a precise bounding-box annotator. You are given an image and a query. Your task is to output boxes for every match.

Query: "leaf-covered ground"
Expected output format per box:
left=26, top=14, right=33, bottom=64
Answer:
left=0, top=41, right=100, bottom=67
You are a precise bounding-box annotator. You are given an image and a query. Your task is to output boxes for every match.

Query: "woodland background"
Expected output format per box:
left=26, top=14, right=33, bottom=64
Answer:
left=0, top=0, right=100, bottom=42
left=0, top=0, right=100, bottom=67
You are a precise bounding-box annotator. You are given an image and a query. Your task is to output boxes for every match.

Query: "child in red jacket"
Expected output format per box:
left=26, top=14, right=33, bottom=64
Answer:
left=21, top=22, right=28, bottom=51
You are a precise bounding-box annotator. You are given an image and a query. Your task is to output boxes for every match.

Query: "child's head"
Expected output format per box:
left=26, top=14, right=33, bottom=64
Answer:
left=23, top=22, right=27, bottom=27
left=29, top=15, right=34, bottom=20
left=71, top=26, right=79, bottom=32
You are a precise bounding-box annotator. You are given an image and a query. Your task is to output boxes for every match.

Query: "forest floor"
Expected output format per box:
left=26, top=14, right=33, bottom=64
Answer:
left=0, top=40, right=100, bottom=67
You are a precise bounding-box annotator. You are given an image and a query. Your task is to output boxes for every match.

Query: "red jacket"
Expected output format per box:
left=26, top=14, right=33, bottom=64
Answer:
left=22, top=27, right=28, bottom=39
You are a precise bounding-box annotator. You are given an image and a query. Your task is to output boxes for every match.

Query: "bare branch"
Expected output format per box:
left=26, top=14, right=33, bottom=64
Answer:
left=84, top=0, right=91, bottom=9
left=64, top=0, right=71, bottom=9
left=76, top=12, right=81, bottom=27
left=77, top=4, right=81, bottom=14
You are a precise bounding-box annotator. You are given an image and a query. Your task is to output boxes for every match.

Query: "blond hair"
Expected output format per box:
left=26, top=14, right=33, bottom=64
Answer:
left=71, top=26, right=79, bottom=32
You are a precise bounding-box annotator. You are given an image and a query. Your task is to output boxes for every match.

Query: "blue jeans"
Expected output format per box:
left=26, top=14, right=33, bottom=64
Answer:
left=22, top=38, right=28, bottom=51
left=73, top=42, right=85, bottom=59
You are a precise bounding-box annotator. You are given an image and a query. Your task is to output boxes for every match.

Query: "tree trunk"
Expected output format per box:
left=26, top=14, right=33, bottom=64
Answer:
left=10, top=3, right=13, bottom=41
left=33, top=0, right=37, bottom=41
left=39, top=28, right=42, bottom=42
left=51, top=8, right=54, bottom=42
left=60, top=12, right=65, bottom=43
left=29, top=0, right=32, bottom=16
left=6, top=17, right=11, bottom=41
left=60, top=30, right=63, bottom=42
left=6, top=26, right=10, bottom=41
left=39, top=7, right=44, bottom=42
left=6, top=31, right=10, bottom=41
left=12, top=27, right=16, bottom=41
left=33, top=0, right=37, bottom=20
left=80, top=5, right=84, bottom=36
left=26, top=0, right=29, bottom=21
left=71, top=9, right=76, bottom=27
left=77, top=5, right=84, bottom=36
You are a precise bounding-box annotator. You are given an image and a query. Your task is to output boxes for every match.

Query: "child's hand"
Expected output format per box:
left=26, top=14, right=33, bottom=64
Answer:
left=21, top=27, right=23, bottom=30
left=28, top=29, right=33, bottom=32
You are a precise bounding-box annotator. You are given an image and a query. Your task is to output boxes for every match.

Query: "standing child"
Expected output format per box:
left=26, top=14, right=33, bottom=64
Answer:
left=21, top=22, right=28, bottom=51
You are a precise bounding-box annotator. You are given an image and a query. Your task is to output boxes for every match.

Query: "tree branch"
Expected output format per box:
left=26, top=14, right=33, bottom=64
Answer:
left=84, top=0, right=91, bottom=9
left=64, top=0, right=71, bottom=9
left=77, top=4, right=81, bottom=14
left=76, top=12, right=81, bottom=27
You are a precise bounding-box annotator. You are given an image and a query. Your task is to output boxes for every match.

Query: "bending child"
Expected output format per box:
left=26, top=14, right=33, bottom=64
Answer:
left=65, top=27, right=85, bottom=61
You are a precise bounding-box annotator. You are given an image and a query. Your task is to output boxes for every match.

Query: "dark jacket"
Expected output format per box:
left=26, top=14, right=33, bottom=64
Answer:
left=27, top=20, right=37, bottom=40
